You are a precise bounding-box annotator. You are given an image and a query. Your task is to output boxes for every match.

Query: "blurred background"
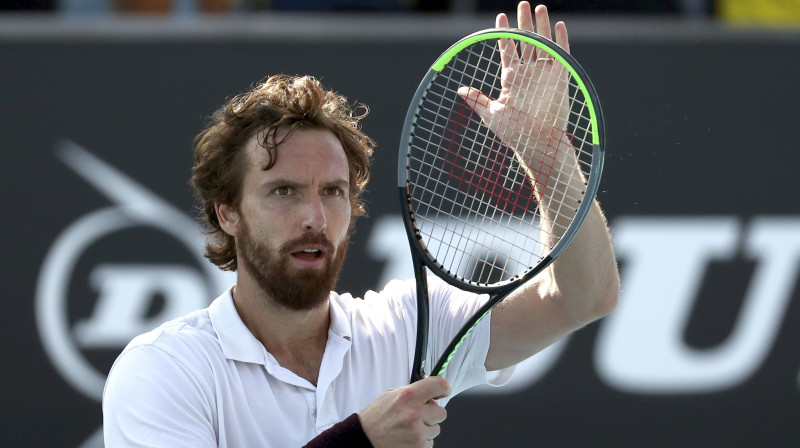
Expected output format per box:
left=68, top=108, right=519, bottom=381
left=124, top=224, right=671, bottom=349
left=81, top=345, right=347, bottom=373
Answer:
left=1, top=0, right=798, bottom=447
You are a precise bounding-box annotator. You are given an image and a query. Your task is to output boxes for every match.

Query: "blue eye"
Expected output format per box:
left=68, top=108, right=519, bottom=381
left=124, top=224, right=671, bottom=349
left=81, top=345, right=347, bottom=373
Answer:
left=274, top=186, right=291, bottom=196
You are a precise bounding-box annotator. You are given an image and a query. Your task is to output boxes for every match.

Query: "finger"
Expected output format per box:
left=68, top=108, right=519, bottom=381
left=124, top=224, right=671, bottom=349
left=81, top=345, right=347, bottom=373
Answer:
left=494, top=13, right=514, bottom=68
left=457, top=87, right=493, bottom=120
left=423, top=422, right=442, bottom=441
left=422, top=418, right=442, bottom=448
left=517, top=2, right=534, bottom=31
left=496, top=13, right=516, bottom=68
left=534, top=4, right=552, bottom=41
left=496, top=12, right=510, bottom=28
left=421, top=401, right=448, bottom=425
left=411, top=375, right=452, bottom=403
left=517, top=2, right=536, bottom=62
left=554, top=20, right=570, bottom=54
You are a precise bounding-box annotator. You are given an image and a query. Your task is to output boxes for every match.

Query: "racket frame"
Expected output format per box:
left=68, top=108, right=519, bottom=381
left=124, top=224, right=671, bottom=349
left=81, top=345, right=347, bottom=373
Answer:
left=399, top=28, right=605, bottom=381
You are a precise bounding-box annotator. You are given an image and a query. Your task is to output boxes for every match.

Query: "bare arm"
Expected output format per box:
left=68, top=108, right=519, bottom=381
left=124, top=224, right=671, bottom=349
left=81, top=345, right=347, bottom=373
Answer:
left=460, top=2, right=620, bottom=371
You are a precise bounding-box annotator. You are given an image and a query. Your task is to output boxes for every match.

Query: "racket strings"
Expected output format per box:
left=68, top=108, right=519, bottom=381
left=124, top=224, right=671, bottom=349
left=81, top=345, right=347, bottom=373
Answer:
left=406, top=37, right=594, bottom=286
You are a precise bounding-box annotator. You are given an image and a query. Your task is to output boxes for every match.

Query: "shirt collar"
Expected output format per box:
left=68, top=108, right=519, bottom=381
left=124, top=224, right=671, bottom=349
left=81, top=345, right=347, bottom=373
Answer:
left=208, top=286, right=353, bottom=364
left=208, top=286, right=267, bottom=364
left=327, top=292, right=352, bottom=342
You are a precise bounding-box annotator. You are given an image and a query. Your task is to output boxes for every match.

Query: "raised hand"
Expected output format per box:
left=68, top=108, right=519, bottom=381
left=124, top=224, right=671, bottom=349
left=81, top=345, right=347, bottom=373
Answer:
left=457, top=3, right=572, bottom=171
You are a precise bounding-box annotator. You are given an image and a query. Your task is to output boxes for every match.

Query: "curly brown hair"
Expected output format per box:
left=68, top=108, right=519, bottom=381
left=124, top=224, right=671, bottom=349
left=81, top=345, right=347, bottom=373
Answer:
left=191, top=74, right=375, bottom=271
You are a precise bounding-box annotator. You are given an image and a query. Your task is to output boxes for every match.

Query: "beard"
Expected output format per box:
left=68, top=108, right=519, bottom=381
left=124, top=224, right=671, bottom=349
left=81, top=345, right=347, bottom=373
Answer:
left=237, top=219, right=349, bottom=311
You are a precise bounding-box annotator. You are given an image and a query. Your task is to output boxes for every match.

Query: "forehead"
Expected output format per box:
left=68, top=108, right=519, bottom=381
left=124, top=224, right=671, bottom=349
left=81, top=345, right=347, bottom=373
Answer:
left=244, top=128, right=349, bottom=180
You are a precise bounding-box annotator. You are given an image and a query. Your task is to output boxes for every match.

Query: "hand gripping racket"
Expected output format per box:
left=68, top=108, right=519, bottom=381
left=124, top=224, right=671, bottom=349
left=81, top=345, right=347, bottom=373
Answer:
left=399, top=28, right=605, bottom=383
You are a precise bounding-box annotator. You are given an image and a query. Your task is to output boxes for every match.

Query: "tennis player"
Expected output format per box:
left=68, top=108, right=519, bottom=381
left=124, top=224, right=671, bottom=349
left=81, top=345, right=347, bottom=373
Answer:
left=102, top=3, right=619, bottom=447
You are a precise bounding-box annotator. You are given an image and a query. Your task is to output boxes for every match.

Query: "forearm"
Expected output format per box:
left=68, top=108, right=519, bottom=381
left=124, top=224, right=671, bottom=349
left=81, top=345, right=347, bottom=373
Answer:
left=519, top=133, right=618, bottom=320
left=545, top=196, right=619, bottom=323
left=485, top=193, right=618, bottom=371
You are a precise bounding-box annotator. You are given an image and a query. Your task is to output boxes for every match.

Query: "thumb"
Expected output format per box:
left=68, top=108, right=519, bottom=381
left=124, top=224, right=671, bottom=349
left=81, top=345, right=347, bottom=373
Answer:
left=414, top=376, right=451, bottom=402
left=457, top=86, right=493, bottom=120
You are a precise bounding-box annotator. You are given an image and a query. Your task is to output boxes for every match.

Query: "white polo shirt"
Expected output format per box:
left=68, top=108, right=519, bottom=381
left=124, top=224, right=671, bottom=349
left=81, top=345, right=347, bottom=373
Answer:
left=103, top=277, right=514, bottom=447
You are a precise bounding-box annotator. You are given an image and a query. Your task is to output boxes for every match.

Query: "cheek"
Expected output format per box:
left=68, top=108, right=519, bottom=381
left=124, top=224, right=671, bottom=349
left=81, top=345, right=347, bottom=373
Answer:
left=330, top=201, right=353, bottom=239
left=241, top=207, right=281, bottom=244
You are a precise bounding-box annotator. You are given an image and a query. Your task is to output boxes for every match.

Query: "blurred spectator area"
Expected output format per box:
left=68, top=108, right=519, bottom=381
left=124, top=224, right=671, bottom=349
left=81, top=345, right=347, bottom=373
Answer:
left=0, top=0, right=709, bottom=14
left=0, top=1, right=798, bottom=26
left=0, top=0, right=55, bottom=10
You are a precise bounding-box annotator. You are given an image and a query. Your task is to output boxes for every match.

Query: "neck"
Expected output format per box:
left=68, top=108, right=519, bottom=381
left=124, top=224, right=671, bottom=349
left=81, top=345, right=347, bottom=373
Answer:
left=232, top=276, right=330, bottom=385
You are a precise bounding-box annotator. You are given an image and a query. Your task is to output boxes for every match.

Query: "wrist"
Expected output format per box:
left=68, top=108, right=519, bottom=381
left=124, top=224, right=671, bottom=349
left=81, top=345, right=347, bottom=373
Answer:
left=302, top=413, right=372, bottom=448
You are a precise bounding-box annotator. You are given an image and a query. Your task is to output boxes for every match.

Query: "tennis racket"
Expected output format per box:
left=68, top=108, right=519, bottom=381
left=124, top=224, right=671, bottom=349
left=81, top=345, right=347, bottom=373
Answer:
left=399, top=28, right=605, bottom=383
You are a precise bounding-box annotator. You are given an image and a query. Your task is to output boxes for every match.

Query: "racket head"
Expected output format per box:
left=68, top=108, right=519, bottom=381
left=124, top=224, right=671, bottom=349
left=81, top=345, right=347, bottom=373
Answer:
left=398, top=28, right=605, bottom=297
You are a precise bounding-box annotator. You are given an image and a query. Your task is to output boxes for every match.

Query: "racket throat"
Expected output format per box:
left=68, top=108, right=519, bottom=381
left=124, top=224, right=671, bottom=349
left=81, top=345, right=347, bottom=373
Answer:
left=410, top=258, right=430, bottom=383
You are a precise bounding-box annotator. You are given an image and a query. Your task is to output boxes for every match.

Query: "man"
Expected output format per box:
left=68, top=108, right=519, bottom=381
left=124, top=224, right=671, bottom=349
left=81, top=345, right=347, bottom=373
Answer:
left=103, top=3, right=619, bottom=447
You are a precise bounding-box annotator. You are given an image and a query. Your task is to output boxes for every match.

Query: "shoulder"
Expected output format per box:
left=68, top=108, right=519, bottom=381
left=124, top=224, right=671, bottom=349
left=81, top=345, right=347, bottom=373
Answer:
left=104, top=307, right=223, bottom=411
left=109, top=307, right=222, bottom=385
left=103, top=309, right=221, bottom=446
left=127, top=307, right=217, bottom=355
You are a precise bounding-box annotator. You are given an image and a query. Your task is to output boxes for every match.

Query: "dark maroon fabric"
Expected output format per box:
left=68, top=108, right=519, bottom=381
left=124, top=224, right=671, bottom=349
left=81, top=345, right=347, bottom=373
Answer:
left=302, top=413, right=373, bottom=448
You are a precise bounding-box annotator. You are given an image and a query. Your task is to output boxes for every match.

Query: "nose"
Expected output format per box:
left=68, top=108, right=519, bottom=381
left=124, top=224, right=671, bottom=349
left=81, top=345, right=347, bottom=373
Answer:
left=301, top=195, right=327, bottom=233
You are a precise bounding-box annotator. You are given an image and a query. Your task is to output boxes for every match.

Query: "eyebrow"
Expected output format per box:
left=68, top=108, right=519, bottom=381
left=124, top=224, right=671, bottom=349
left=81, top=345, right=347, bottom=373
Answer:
left=260, top=179, right=301, bottom=193
left=323, top=178, right=351, bottom=190
left=260, top=178, right=349, bottom=192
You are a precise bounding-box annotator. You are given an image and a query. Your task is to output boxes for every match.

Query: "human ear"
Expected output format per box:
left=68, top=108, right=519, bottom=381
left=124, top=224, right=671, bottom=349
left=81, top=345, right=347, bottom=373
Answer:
left=215, top=202, right=240, bottom=237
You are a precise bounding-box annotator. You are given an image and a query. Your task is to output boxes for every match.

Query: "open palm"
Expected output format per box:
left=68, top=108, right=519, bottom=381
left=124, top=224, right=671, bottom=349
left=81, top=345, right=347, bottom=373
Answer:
left=457, top=4, right=572, bottom=170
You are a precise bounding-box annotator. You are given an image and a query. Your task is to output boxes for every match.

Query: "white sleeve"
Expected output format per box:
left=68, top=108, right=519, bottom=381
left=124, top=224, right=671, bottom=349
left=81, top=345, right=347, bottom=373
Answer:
left=424, top=277, right=516, bottom=404
left=103, top=344, right=217, bottom=448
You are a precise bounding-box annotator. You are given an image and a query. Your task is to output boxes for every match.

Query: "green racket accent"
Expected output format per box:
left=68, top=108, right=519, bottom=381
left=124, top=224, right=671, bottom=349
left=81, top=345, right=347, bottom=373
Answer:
left=434, top=307, right=493, bottom=377
left=431, top=30, right=599, bottom=146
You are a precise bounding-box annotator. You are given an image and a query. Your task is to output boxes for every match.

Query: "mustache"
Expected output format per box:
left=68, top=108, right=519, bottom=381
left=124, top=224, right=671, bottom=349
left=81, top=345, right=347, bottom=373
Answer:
left=279, top=232, right=334, bottom=254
